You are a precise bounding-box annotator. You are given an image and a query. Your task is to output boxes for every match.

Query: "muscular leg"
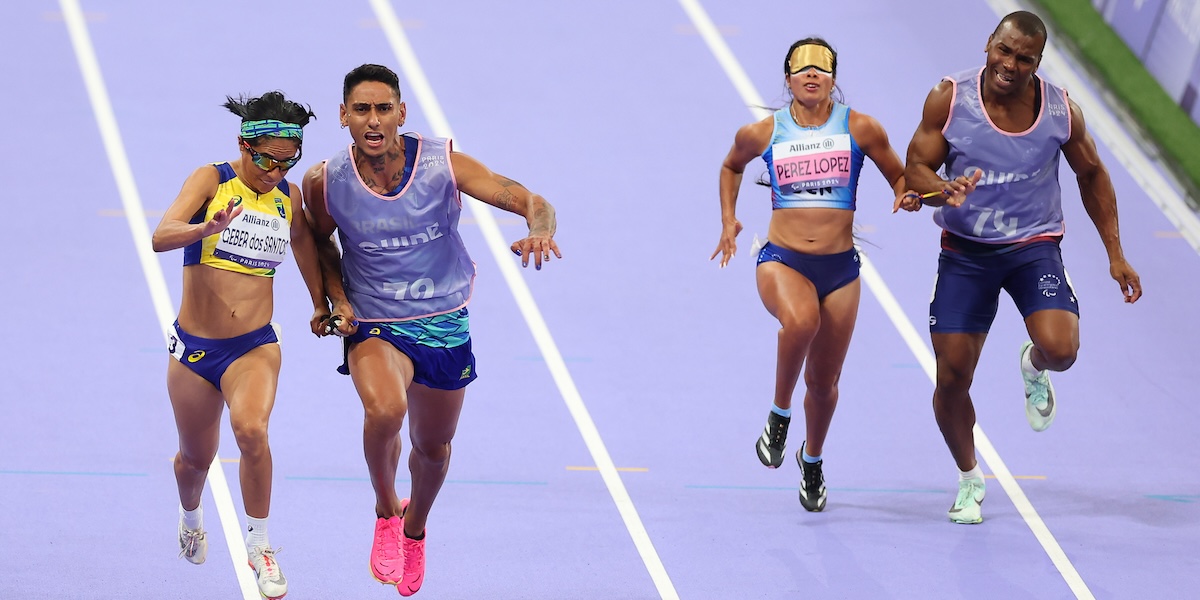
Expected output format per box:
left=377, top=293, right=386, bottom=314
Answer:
left=221, top=344, right=282, bottom=519
left=403, top=383, right=466, bottom=537
left=1024, top=309, right=1079, bottom=372
left=756, top=262, right=821, bottom=411
left=931, top=332, right=988, bottom=471
left=800, top=279, right=861, bottom=457
left=348, top=338, right=414, bottom=518
left=167, top=358, right=225, bottom=512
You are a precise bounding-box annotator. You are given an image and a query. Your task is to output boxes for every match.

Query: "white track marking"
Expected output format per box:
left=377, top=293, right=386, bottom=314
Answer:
left=367, top=1, right=679, bottom=598
left=59, top=1, right=256, bottom=596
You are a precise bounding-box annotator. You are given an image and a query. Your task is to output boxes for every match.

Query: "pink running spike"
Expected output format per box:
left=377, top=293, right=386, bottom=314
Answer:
left=396, top=498, right=425, bottom=597
left=369, top=516, right=403, bottom=584
left=397, top=533, right=425, bottom=597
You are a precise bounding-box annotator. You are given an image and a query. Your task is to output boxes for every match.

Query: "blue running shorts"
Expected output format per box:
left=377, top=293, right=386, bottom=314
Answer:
left=756, top=241, right=861, bottom=300
left=168, top=321, right=281, bottom=391
left=929, top=233, right=1079, bottom=334
left=338, top=308, right=477, bottom=390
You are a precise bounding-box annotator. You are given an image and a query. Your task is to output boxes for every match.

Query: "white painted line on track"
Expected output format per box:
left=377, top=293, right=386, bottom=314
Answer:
left=678, top=0, right=1095, bottom=598
left=987, top=0, right=1200, bottom=255
left=58, top=1, right=257, bottom=597
left=367, top=1, right=680, bottom=598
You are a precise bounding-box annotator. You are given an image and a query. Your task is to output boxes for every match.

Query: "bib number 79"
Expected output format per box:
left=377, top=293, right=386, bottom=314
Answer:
left=383, top=278, right=435, bottom=300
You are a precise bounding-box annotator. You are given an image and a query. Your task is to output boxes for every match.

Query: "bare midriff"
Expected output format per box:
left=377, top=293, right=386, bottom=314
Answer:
left=176, top=265, right=275, bottom=338
left=767, top=207, right=854, bottom=255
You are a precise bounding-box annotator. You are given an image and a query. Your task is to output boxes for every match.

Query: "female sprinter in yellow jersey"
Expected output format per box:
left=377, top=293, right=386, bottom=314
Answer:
left=711, top=39, right=916, bottom=512
left=151, top=91, right=324, bottom=600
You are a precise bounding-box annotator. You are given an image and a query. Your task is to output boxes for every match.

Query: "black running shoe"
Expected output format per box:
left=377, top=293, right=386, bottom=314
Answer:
left=796, top=442, right=827, bottom=512
left=755, top=411, right=791, bottom=468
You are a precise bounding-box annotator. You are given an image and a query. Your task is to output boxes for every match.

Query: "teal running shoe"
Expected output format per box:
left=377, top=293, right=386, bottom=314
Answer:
left=948, top=477, right=986, bottom=524
left=1020, top=341, right=1056, bottom=432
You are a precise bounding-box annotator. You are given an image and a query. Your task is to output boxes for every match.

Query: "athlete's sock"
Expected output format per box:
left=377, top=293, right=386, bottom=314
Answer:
left=959, top=464, right=984, bottom=482
left=802, top=448, right=822, bottom=464
left=404, top=529, right=426, bottom=541
left=770, top=404, right=792, bottom=419
left=180, top=504, right=203, bottom=531
left=1021, top=343, right=1041, bottom=376
left=245, top=515, right=270, bottom=550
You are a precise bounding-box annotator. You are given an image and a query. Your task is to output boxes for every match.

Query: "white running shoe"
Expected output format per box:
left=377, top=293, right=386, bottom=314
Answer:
left=247, top=546, right=288, bottom=599
left=178, top=519, right=207, bottom=565
left=947, top=477, right=986, bottom=524
left=1020, top=341, right=1056, bottom=432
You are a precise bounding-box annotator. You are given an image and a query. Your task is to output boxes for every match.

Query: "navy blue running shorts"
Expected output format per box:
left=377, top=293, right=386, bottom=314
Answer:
left=168, top=320, right=280, bottom=391
left=756, top=241, right=861, bottom=300
left=338, top=313, right=477, bottom=391
left=929, top=234, right=1079, bottom=334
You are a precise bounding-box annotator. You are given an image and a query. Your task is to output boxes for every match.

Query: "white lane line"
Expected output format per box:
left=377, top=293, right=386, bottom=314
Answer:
left=677, top=0, right=1095, bottom=599
left=57, top=1, right=257, bottom=597
left=985, top=0, right=1200, bottom=255
left=367, top=1, right=679, bottom=598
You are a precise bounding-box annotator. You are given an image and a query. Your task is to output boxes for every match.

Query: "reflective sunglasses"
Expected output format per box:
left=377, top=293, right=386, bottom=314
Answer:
left=242, top=140, right=302, bottom=171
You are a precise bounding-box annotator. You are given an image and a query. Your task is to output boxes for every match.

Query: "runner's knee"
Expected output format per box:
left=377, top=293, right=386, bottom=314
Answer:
left=231, top=418, right=270, bottom=459
left=1036, top=340, right=1078, bottom=371
left=411, top=439, right=451, bottom=464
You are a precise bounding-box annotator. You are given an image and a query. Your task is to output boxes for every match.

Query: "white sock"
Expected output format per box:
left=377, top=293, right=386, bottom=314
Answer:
left=180, top=504, right=203, bottom=531
left=1021, top=344, right=1041, bottom=376
left=959, top=464, right=984, bottom=482
left=246, top=515, right=270, bottom=550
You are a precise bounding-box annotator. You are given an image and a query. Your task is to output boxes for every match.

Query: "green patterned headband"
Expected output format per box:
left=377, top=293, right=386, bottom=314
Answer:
left=240, top=119, right=303, bottom=140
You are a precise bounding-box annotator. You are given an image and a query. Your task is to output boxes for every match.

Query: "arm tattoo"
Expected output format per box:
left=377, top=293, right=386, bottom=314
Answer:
left=491, top=188, right=519, bottom=212
left=529, top=204, right=555, bottom=236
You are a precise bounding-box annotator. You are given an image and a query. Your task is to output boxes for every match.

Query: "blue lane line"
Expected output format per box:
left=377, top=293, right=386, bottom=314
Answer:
left=286, top=475, right=548, bottom=486
left=447, top=479, right=549, bottom=486
left=513, top=355, right=593, bottom=363
left=685, top=484, right=943, bottom=494
left=1145, top=494, right=1200, bottom=503
left=0, top=469, right=148, bottom=477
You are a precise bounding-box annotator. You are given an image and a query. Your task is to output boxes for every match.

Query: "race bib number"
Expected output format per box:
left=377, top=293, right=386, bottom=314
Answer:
left=214, top=209, right=290, bottom=270
left=771, top=134, right=852, bottom=191
left=167, top=325, right=186, bottom=360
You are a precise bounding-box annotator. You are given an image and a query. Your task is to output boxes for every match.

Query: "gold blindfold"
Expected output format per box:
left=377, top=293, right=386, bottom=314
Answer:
left=787, top=45, right=835, bottom=75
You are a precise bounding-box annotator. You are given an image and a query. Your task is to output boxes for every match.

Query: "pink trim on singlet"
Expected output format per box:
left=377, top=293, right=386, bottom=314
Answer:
left=318, top=160, right=330, bottom=215
left=941, top=77, right=958, bottom=137
left=346, top=134, right=425, bottom=201
left=979, top=67, right=1045, bottom=137
left=1063, top=88, right=1072, bottom=140
left=1009, top=224, right=1066, bottom=243
left=354, top=286, right=473, bottom=323
left=445, top=138, right=462, bottom=208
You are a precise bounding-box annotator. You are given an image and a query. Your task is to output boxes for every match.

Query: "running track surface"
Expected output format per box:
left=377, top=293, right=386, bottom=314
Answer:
left=1, top=1, right=1198, bottom=599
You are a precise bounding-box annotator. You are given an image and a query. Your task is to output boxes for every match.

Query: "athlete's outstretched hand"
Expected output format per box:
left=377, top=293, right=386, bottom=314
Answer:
left=199, top=198, right=244, bottom=237
left=510, top=234, right=561, bottom=270
left=711, top=219, right=743, bottom=268
left=1110, top=258, right=1143, bottom=304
